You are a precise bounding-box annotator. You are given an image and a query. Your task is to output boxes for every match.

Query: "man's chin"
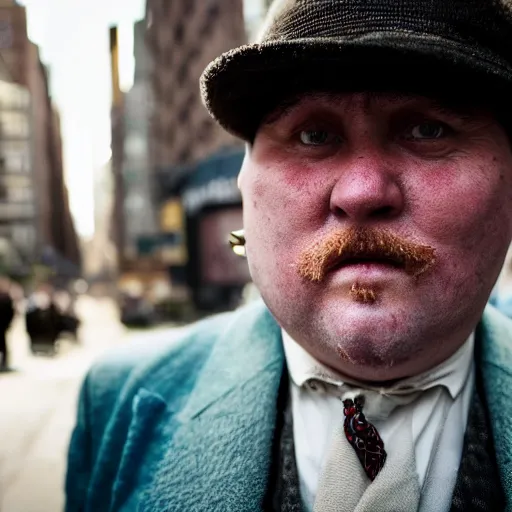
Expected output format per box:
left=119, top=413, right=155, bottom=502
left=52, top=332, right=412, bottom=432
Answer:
left=320, top=301, right=415, bottom=354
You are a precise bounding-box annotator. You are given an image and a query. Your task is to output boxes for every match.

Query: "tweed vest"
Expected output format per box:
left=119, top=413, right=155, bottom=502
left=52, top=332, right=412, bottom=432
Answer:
left=264, top=365, right=506, bottom=512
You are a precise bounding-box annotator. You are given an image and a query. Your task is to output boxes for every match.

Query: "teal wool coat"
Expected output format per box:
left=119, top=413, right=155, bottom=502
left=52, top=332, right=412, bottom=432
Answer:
left=65, top=301, right=512, bottom=512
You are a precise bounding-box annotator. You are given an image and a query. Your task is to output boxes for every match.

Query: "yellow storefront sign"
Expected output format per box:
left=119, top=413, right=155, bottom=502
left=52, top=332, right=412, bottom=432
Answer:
left=160, top=199, right=187, bottom=265
left=160, top=199, right=184, bottom=232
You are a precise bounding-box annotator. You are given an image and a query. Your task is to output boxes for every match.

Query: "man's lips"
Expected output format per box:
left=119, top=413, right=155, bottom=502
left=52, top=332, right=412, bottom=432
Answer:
left=328, top=256, right=404, bottom=273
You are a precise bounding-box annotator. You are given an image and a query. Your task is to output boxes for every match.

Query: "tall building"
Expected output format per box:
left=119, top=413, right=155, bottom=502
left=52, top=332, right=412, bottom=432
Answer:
left=146, top=0, right=245, bottom=171
left=109, top=26, right=126, bottom=272
left=26, top=47, right=81, bottom=278
left=0, top=74, right=34, bottom=272
left=0, top=0, right=28, bottom=86
left=121, top=20, right=157, bottom=261
left=0, top=3, right=81, bottom=280
left=47, top=109, right=81, bottom=272
left=145, top=0, right=250, bottom=311
left=83, top=159, right=116, bottom=281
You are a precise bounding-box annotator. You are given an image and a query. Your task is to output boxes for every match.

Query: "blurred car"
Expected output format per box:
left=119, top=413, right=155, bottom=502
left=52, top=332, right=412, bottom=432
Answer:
left=120, top=293, right=156, bottom=327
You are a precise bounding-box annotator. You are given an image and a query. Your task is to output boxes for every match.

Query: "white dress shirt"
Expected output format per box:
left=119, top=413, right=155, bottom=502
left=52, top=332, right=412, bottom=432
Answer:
left=282, top=330, right=475, bottom=512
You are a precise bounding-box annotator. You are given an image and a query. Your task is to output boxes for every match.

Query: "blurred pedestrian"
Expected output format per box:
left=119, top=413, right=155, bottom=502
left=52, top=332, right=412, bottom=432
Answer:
left=0, top=278, right=14, bottom=371
left=25, top=283, right=60, bottom=352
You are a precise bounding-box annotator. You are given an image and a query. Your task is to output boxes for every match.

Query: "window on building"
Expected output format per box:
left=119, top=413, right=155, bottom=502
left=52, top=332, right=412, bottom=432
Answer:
left=11, top=224, right=36, bottom=252
left=124, top=134, right=147, bottom=159
left=175, top=21, right=184, bottom=45
left=163, top=47, right=174, bottom=69
left=183, top=0, right=195, bottom=18
left=177, top=102, right=191, bottom=124
left=0, top=175, right=32, bottom=202
left=207, top=2, right=220, bottom=19
left=197, top=119, right=213, bottom=143
left=177, top=147, right=191, bottom=164
left=8, top=186, right=32, bottom=203
left=0, top=20, right=13, bottom=51
left=186, top=47, right=200, bottom=65
left=200, top=2, right=220, bottom=36
left=0, top=141, right=31, bottom=173
left=165, top=125, right=175, bottom=147
left=176, top=61, right=188, bottom=87
left=0, top=202, right=34, bottom=219
left=0, top=112, right=29, bottom=138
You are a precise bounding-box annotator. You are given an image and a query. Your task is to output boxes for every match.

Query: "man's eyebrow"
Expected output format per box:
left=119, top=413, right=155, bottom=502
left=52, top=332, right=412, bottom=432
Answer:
left=263, top=96, right=305, bottom=126
left=428, top=101, right=484, bottom=121
left=262, top=92, right=488, bottom=127
left=384, top=95, right=485, bottom=120
left=263, top=92, right=334, bottom=125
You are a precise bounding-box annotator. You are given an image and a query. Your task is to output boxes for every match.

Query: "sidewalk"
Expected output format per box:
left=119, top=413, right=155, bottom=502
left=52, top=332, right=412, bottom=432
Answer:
left=0, top=296, right=124, bottom=512
left=0, top=296, right=186, bottom=512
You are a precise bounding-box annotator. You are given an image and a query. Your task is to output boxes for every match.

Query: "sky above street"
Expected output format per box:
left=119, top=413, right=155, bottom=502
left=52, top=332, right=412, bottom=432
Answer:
left=17, top=0, right=264, bottom=239
left=18, top=0, right=145, bottom=238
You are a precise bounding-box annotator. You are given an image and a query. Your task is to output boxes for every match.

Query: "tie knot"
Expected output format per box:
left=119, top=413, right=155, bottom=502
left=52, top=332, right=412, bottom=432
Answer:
left=338, top=385, right=424, bottom=422
left=304, top=376, right=446, bottom=421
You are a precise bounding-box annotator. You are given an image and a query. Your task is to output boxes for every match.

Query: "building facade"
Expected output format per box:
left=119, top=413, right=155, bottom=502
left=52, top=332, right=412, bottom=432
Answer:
left=121, top=20, right=157, bottom=262
left=0, top=0, right=28, bottom=86
left=0, top=76, right=34, bottom=272
left=145, top=0, right=245, bottom=171
left=85, top=159, right=116, bottom=281
left=144, top=0, right=250, bottom=311
left=0, top=1, right=81, bottom=280
left=26, top=43, right=81, bottom=277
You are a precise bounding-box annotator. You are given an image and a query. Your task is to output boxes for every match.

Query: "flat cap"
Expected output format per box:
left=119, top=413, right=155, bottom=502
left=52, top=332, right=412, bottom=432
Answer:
left=201, top=0, right=512, bottom=141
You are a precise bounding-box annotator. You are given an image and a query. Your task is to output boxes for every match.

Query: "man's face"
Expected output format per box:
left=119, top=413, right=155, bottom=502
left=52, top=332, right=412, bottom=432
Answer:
left=239, top=92, right=512, bottom=381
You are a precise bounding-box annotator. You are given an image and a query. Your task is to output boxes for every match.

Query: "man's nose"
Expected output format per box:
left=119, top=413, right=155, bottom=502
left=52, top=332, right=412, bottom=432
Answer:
left=329, top=153, right=404, bottom=221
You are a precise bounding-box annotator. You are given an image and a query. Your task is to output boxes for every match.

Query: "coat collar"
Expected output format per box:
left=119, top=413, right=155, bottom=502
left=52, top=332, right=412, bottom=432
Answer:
left=478, top=305, right=512, bottom=506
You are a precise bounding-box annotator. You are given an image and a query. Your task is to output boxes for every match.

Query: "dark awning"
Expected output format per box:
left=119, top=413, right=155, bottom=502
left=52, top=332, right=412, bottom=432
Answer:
left=181, top=148, right=244, bottom=215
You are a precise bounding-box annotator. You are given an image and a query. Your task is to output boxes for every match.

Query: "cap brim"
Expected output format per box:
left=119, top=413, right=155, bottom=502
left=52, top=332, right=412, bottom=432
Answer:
left=201, top=33, right=512, bottom=141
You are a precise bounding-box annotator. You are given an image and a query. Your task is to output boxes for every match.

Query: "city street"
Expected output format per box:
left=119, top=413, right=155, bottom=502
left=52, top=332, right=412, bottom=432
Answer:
left=0, top=295, right=185, bottom=512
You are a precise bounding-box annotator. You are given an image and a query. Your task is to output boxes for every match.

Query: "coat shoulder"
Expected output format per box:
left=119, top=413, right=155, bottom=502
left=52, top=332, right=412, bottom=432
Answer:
left=84, top=310, right=237, bottom=421
left=86, top=300, right=275, bottom=405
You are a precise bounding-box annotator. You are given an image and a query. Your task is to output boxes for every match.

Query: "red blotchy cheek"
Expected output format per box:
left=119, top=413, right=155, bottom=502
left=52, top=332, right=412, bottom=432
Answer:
left=412, top=162, right=495, bottom=241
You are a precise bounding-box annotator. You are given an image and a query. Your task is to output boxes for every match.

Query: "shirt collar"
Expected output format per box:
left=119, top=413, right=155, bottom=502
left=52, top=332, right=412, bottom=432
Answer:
left=282, top=329, right=474, bottom=400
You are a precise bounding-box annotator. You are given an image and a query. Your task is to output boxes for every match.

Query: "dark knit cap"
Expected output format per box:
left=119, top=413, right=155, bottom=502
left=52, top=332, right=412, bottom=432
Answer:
left=200, top=0, right=512, bottom=141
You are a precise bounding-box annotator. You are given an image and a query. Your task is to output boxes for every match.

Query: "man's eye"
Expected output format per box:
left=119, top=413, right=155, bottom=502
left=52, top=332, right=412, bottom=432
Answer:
left=299, top=130, right=338, bottom=146
left=408, top=122, right=448, bottom=140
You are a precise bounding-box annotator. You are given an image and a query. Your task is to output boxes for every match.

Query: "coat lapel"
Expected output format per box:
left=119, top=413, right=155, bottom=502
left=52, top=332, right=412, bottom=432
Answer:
left=479, top=305, right=512, bottom=509
left=141, top=301, right=284, bottom=512
left=108, top=389, right=168, bottom=512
